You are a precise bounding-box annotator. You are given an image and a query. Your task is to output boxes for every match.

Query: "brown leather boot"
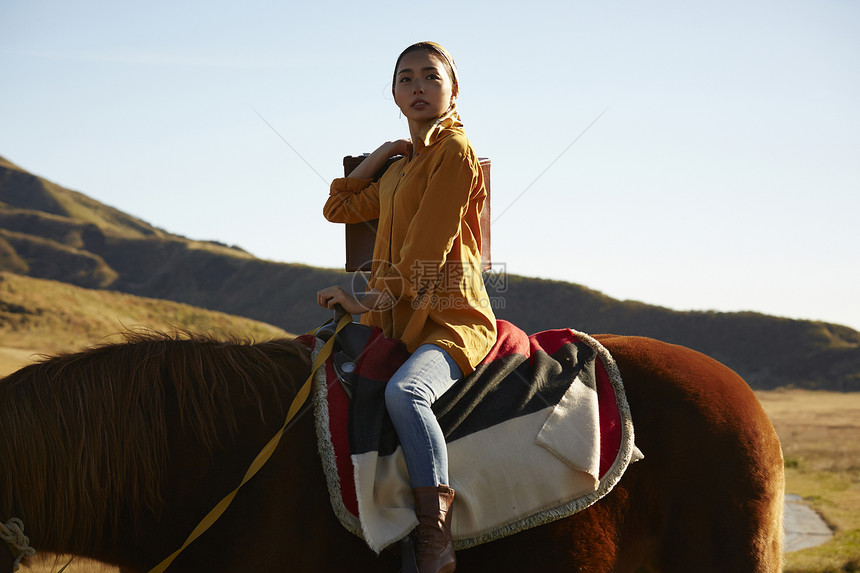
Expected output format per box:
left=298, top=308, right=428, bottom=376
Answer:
left=411, top=485, right=457, bottom=573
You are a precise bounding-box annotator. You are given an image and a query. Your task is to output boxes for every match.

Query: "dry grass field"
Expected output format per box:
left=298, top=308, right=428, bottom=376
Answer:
left=0, top=272, right=290, bottom=357
left=5, top=380, right=858, bottom=571
left=24, top=557, right=115, bottom=573
left=758, top=390, right=860, bottom=572
left=0, top=346, right=37, bottom=377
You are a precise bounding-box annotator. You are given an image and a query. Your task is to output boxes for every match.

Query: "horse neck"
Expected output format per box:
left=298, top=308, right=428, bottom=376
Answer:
left=0, top=336, right=315, bottom=569
left=108, top=407, right=323, bottom=570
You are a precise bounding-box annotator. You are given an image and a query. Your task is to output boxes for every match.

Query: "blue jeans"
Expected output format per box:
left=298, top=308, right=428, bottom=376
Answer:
left=385, top=344, right=463, bottom=488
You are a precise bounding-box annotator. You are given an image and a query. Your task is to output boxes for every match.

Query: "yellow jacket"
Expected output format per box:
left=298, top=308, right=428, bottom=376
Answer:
left=324, top=125, right=497, bottom=375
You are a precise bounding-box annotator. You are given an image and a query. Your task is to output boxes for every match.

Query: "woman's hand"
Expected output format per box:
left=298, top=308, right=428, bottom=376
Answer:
left=317, top=286, right=373, bottom=315
left=317, top=287, right=387, bottom=315
left=385, top=139, right=410, bottom=157
left=348, top=140, right=410, bottom=179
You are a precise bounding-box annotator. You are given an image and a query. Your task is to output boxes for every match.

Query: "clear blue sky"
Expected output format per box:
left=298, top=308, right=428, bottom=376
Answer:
left=2, top=0, right=859, bottom=330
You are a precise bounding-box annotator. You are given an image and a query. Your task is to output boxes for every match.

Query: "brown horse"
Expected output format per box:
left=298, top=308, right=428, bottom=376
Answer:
left=0, top=330, right=784, bottom=572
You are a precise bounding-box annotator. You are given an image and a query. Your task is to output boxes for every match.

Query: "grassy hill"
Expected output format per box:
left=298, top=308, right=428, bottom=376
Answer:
left=487, top=275, right=860, bottom=390
left=0, top=272, right=291, bottom=376
left=1, top=153, right=858, bottom=390
left=0, top=155, right=167, bottom=239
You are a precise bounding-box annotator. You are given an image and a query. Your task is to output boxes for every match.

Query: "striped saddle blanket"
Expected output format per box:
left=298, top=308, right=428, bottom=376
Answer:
left=308, top=320, right=641, bottom=553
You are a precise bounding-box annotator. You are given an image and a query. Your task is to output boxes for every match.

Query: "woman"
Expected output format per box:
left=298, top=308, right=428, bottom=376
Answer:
left=317, top=41, right=497, bottom=573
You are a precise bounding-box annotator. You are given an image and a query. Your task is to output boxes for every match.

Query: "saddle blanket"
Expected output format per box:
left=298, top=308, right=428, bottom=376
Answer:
left=306, top=320, right=642, bottom=553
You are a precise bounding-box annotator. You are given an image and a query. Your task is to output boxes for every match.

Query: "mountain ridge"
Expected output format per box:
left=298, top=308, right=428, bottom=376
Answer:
left=1, top=153, right=857, bottom=390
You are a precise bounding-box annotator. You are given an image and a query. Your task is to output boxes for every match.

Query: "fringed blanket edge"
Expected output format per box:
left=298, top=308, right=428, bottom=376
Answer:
left=311, top=338, right=364, bottom=539
left=452, top=329, right=640, bottom=549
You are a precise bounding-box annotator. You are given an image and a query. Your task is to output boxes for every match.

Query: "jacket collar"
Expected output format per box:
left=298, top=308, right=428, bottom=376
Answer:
left=407, top=103, right=464, bottom=157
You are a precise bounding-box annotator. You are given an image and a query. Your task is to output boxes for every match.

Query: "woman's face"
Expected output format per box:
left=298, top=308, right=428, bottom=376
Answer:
left=393, top=50, right=457, bottom=125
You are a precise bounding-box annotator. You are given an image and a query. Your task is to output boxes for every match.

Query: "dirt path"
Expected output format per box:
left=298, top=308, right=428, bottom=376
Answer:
left=784, top=494, right=833, bottom=552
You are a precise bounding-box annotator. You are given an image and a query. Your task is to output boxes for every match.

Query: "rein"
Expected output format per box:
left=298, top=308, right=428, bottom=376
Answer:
left=147, top=313, right=351, bottom=573
left=0, top=518, right=35, bottom=571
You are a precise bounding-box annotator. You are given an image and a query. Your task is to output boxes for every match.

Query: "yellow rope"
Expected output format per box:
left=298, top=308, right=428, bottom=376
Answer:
left=147, top=313, right=352, bottom=573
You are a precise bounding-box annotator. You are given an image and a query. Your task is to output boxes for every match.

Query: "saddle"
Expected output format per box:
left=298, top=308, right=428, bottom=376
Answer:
left=315, top=307, right=372, bottom=397
left=309, top=314, right=642, bottom=553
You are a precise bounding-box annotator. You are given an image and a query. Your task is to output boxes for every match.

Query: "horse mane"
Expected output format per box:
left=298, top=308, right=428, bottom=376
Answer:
left=0, top=330, right=311, bottom=551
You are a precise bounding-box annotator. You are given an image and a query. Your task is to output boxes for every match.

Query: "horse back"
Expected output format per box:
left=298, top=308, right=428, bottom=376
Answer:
left=596, top=334, right=785, bottom=572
